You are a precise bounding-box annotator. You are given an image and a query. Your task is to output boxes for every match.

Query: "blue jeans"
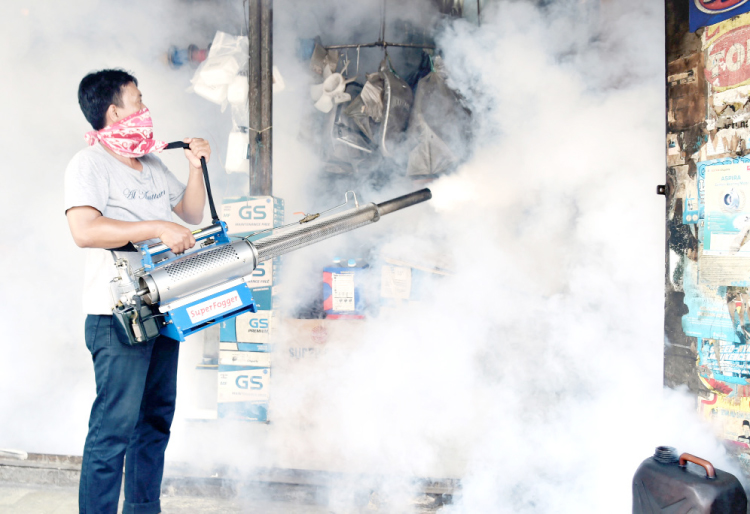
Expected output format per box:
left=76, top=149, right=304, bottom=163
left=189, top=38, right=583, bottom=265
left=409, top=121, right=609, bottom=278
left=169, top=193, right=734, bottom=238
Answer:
left=79, top=315, right=179, bottom=514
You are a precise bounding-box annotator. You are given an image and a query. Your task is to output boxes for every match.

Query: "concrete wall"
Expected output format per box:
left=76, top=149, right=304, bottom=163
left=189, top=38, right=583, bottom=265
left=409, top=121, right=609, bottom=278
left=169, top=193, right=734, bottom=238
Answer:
left=665, top=0, right=750, bottom=473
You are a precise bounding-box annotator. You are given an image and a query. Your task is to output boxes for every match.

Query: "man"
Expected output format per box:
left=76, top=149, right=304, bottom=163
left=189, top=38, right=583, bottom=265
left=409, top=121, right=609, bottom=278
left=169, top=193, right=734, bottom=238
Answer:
left=738, top=420, right=750, bottom=444
left=65, top=69, right=210, bottom=514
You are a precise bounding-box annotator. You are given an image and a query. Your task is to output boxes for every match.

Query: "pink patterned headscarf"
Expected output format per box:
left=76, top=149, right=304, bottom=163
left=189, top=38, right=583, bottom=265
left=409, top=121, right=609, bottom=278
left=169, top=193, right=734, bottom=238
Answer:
left=84, top=108, right=167, bottom=158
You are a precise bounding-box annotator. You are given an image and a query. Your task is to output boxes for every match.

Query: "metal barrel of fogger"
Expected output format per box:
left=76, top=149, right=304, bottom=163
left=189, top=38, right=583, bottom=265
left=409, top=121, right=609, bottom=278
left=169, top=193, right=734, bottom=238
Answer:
left=251, top=188, right=432, bottom=262
left=139, top=188, right=431, bottom=306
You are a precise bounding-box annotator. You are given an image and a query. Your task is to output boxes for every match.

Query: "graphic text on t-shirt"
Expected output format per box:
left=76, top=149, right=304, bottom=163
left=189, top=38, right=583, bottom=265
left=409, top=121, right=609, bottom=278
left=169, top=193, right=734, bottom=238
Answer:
left=123, top=188, right=166, bottom=201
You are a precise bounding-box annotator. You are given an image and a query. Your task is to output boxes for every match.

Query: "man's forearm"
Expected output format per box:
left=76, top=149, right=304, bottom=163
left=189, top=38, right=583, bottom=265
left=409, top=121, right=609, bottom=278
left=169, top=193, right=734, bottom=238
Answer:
left=179, top=166, right=206, bottom=224
left=73, top=216, right=167, bottom=249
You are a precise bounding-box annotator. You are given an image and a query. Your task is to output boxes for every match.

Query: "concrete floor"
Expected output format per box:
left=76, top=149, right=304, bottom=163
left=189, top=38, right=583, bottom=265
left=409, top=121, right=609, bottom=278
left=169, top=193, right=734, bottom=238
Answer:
left=0, top=483, right=350, bottom=513
left=0, top=482, right=448, bottom=514
left=0, top=452, right=452, bottom=513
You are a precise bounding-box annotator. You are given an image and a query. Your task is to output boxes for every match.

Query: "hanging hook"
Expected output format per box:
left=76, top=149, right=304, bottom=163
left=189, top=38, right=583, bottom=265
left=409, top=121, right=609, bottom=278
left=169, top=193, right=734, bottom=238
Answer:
left=341, top=50, right=351, bottom=77
left=344, top=190, right=360, bottom=209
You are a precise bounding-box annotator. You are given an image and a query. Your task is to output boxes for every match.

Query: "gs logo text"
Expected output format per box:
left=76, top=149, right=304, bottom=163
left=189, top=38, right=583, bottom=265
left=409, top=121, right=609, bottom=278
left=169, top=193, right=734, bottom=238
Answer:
left=239, top=205, right=267, bottom=220
left=249, top=318, right=269, bottom=329
left=236, top=375, right=264, bottom=389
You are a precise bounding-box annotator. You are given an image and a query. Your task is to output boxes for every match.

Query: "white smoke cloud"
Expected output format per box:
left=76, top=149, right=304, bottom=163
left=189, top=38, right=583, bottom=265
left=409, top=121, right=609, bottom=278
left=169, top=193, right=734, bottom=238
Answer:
left=222, top=0, right=745, bottom=511
left=0, top=0, right=245, bottom=454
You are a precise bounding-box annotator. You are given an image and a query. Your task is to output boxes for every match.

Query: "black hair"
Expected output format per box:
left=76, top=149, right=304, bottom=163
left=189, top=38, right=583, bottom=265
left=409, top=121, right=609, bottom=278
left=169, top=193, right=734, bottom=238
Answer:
left=77, top=69, right=138, bottom=130
left=744, top=420, right=750, bottom=427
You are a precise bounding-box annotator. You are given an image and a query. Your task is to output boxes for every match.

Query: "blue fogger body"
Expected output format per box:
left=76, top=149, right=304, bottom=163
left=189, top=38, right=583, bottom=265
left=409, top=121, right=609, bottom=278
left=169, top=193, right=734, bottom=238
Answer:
left=111, top=220, right=259, bottom=344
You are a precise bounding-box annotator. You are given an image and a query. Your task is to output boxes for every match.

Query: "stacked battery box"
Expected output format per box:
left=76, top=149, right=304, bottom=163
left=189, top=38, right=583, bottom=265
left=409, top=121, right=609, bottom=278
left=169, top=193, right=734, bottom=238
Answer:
left=220, top=286, right=280, bottom=345
left=217, top=349, right=271, bottom=421
left=221, top=195, right=284, bottom=238
left=217, top=195, right=283, bottom=422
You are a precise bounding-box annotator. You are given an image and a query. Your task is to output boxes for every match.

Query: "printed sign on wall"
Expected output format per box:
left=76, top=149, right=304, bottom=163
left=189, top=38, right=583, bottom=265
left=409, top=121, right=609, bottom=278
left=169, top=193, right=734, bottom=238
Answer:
left=703, top=13, right=750, bottom=93
left=691, top=0, right=750, bottom=32
left=690, top=157, right=750, bottom=226
left=703, top=162, right=750, bottom=255
left=698, top=390, right=750, bottom=451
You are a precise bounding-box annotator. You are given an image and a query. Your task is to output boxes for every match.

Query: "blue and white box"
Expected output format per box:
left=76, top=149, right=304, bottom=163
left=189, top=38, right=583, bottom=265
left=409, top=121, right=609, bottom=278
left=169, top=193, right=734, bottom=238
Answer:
left=219, top=342, right=271, bottom=352
left=246, top=285, right=279, bottom=311
left=219, top=284, right=281, bottom=348
left=221, top=196, right=284, bottom=239
left=217, top=350, right=271, bottom=421
left=220, top=310, right=276, bottom=344
left=246, top=258, right=281, bottom=289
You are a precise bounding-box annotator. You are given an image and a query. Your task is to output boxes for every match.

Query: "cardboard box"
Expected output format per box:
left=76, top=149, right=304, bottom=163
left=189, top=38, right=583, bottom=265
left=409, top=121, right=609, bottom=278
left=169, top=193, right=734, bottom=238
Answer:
left=381, top=264, right=434, bottom=301
left=220, top=310, right=277, bottom=343
left=217, top=350, right=270, bottom=421
left=218, top=349, right=271, bottom=367
left=237, top=310, right=277, bottom=343
left=248, top=285, right=281, bottom=311
left=273, top=318, right=365, bottom=370
left=379, top=257, right=451, bottom=303
left=380, top=264, right=412, bottom=300
left=220, top=342, right=271, bottom=352
left=246, top=257, right=281, bottom=289
left=219, top=286, right=280, bottom=342
left=221, top=196, right=284, bottom=238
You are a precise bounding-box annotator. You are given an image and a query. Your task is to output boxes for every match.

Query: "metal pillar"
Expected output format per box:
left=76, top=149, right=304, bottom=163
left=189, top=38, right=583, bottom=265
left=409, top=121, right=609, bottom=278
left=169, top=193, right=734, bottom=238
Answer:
left=260, top=0, right=273, bottom=196
left=248, top=0, right=273, bottom=196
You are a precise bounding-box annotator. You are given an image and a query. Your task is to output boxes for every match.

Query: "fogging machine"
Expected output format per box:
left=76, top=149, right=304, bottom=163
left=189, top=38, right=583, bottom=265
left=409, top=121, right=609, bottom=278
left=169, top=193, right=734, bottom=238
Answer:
left=110, top=141, right=432, bottom=345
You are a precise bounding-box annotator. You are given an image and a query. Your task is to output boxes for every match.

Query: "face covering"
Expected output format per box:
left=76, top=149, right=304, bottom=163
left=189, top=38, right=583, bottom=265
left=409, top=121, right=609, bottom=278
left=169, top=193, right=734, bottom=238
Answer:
left=84, top=107, right=167, bottom=158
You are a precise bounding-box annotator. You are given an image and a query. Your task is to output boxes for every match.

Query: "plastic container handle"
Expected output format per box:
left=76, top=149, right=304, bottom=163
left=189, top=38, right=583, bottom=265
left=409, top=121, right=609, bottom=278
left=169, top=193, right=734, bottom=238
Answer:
left=679, top=453, right=716, bottom=479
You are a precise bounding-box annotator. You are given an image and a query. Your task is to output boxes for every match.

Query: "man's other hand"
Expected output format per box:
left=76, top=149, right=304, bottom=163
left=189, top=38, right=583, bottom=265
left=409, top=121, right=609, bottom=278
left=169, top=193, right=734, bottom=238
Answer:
left=158, top=222, right=196, bottom=254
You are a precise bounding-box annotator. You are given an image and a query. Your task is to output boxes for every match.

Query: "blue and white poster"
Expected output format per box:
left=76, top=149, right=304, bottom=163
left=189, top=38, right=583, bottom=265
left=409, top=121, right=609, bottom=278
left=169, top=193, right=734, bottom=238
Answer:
left=690, top=0, right=750, bottom=32
left=703, top=162, right=750, bottom=255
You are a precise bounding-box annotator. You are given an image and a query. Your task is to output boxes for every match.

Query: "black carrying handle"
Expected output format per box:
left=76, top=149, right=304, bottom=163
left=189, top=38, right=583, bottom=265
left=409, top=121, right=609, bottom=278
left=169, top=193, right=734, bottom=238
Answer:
left=106, top=141, right=219, bottom=252
left=164, top=141, right=219, bottom=223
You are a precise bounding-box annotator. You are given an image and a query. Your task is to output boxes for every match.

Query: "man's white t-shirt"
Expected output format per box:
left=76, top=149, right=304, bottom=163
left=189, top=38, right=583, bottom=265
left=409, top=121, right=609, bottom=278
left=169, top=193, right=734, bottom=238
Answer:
left=64, top=143, right=187, bottom=315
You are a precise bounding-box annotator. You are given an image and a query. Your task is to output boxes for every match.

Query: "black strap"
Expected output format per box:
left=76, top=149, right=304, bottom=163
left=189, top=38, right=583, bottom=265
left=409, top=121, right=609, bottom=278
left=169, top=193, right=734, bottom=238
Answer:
left=165, top=141, right=219, bottom=223
left=106, top=242, right=139, bottom=252
left=200, top=156, right=219, bottom=223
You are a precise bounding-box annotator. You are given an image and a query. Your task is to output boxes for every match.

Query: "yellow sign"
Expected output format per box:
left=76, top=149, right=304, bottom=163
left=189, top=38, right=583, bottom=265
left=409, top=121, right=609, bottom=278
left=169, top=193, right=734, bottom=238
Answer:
left=703, top=11, right=750, bottom=50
